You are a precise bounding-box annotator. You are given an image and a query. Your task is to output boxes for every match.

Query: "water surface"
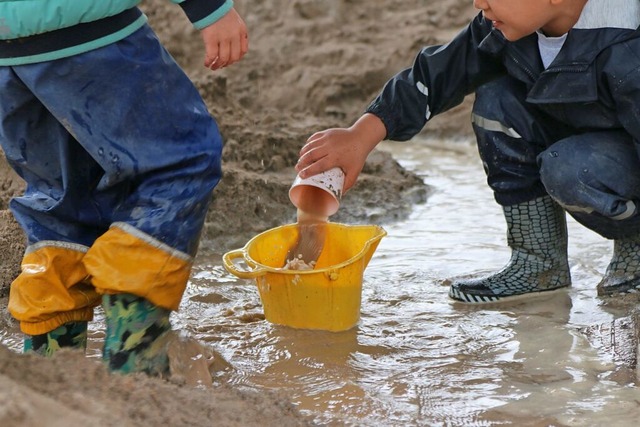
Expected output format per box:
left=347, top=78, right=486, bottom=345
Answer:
left=185, top=138, right=639, bottom=426
left=3, top=138, right=639, bottom=426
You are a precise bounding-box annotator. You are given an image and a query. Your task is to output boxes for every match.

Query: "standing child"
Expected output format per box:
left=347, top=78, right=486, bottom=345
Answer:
left=0, top=0, right=248, bottom=375
left=295, top=0, right=640, bottom=303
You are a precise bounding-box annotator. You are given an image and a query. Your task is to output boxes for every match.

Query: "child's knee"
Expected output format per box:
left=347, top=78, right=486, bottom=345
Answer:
left=539, top=132, right=640, bottom=205
left=537, top=138, right=579, bottom=201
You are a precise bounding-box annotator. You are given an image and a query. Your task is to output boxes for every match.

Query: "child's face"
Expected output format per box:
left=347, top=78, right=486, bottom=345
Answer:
left=473, top=0, right=581, bottom=41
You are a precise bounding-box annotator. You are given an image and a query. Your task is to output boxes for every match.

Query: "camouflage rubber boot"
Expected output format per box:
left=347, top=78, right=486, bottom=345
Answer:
left=24, top=321, right=88, bottom=357
left=449, top=196, right=571, bottom=303
left=102, top=293, right=171, bottom=376
left=597, top=236, right=640, bottom=296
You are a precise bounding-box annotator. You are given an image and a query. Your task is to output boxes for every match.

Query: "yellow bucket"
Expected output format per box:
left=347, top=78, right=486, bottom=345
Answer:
left=223, top=222, right=386, bottom=332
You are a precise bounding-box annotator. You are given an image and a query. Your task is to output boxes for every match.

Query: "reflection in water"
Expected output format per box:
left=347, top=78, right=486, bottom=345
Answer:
left=2, top=138, right=638, bottom=426
left=177, top=139, right=638, bottom=426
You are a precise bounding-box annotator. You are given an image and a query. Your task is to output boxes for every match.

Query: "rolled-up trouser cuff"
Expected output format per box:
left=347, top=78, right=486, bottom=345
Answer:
left=83, top=223, right=193, bottom=311
left=9, top=242, right=101, bottom=335
left=20, top=308, right=94, bottom=336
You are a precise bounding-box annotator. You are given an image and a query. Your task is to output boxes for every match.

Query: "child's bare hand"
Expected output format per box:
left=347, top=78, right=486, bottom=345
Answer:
left=295, top=129, right=366, bottom=193
left=201, top=8, right=248, bottom=71
left=296, top=114, right=386, bottom=192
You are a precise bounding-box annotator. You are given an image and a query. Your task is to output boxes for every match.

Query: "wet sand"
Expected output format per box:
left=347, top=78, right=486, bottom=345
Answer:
left=0, top=1, right=480, bottom=425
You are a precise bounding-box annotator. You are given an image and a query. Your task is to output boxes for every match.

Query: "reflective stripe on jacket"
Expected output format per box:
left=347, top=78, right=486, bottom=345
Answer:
left=367, top=9, right=640, bottom=147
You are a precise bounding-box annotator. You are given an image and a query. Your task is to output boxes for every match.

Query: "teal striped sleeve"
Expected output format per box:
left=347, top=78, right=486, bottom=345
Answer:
left=173, top=0, right=234, bottom=30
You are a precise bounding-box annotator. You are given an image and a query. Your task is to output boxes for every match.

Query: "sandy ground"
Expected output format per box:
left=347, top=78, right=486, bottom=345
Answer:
left=0, top=1, right=476, bottom=425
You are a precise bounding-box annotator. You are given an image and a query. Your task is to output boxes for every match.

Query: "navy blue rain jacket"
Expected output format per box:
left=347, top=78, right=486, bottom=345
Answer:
left=367, top=12, right=640, bottom=149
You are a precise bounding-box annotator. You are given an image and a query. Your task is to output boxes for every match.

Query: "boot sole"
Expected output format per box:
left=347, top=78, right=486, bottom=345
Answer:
left=449, top=285, right=569, bottom=304
left=597, top=282, right=640, bottom=297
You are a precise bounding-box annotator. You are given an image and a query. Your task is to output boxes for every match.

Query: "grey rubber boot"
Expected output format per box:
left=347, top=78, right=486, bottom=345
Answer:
left=449, top=196, right=571, bottom=303
left=597, top=236, right=640, bottom=296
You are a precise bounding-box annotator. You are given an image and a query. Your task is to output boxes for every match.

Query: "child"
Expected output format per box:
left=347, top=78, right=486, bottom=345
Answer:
left=0, top=0, right=248, bottom=375
left=295, top=0, right=640, bottom=304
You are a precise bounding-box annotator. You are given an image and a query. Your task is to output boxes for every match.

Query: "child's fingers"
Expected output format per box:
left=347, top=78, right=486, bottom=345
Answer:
left=305, top=130, right=326, bottom=144
left=342, top=174, right=358, bottom=193
left=297, top=145, right=326, bottom=165
left=300, top=131, right=330, bottom=156
left=295, top=146, right=328, bottom=173
left=296, top=156, right=329, bottom=178
left=216, top=42, right=231, bottom=68
left=207, top=35, right=247, bottom=70
left=226, top=35, right=243, bottom=66
left=207, top=55, right=223, bottom=70
left=205, top=46, right=220, bottom=69
left=240, top=32, right=249, bottom=57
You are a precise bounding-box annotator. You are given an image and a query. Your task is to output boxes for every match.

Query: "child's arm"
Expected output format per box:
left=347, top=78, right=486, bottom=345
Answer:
left=368, top=13, right=502, bottom=142
left=200, top=7, right=248, bottom=70
left=295, top=113, right=386, bottom=193
left=297, top=13, right=502, bottom=193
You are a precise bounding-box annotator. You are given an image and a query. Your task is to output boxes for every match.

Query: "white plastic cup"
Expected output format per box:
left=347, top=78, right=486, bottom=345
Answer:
left=289, top=167, right=345, bottom=217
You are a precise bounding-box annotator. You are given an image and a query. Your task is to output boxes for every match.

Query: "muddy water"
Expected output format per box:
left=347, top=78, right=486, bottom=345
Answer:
left=181, top=138, right=639, bottom=426
left=200, top=137, right=640, bottom=427
left=2, top=138, right=639, bottom=426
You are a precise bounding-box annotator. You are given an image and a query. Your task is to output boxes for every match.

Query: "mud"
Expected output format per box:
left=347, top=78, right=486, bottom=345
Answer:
left=0, top=1, right=476, bottom=425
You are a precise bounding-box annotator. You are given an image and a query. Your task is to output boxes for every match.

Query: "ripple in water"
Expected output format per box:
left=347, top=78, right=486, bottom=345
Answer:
left=175, top=139, right=639, bottom=426
left=3, top=138, right=637, bottom=426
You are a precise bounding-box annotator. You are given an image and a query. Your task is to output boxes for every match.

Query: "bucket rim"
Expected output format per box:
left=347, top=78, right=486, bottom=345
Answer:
left=239, top=222, right=387, bottom=275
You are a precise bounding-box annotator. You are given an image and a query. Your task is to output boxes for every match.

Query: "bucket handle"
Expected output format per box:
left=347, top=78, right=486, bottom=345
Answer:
left=222, top=249, right=267, bottom=279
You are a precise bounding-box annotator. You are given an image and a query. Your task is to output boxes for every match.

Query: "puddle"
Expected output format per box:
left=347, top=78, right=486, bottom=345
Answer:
left=2, top=137, right=639, bottom=426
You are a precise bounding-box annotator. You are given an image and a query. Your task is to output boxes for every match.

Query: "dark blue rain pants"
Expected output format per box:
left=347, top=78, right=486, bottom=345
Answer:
left=0, top=24, right=222, bottom=334
left=472, top=76, right=640, bottom=240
